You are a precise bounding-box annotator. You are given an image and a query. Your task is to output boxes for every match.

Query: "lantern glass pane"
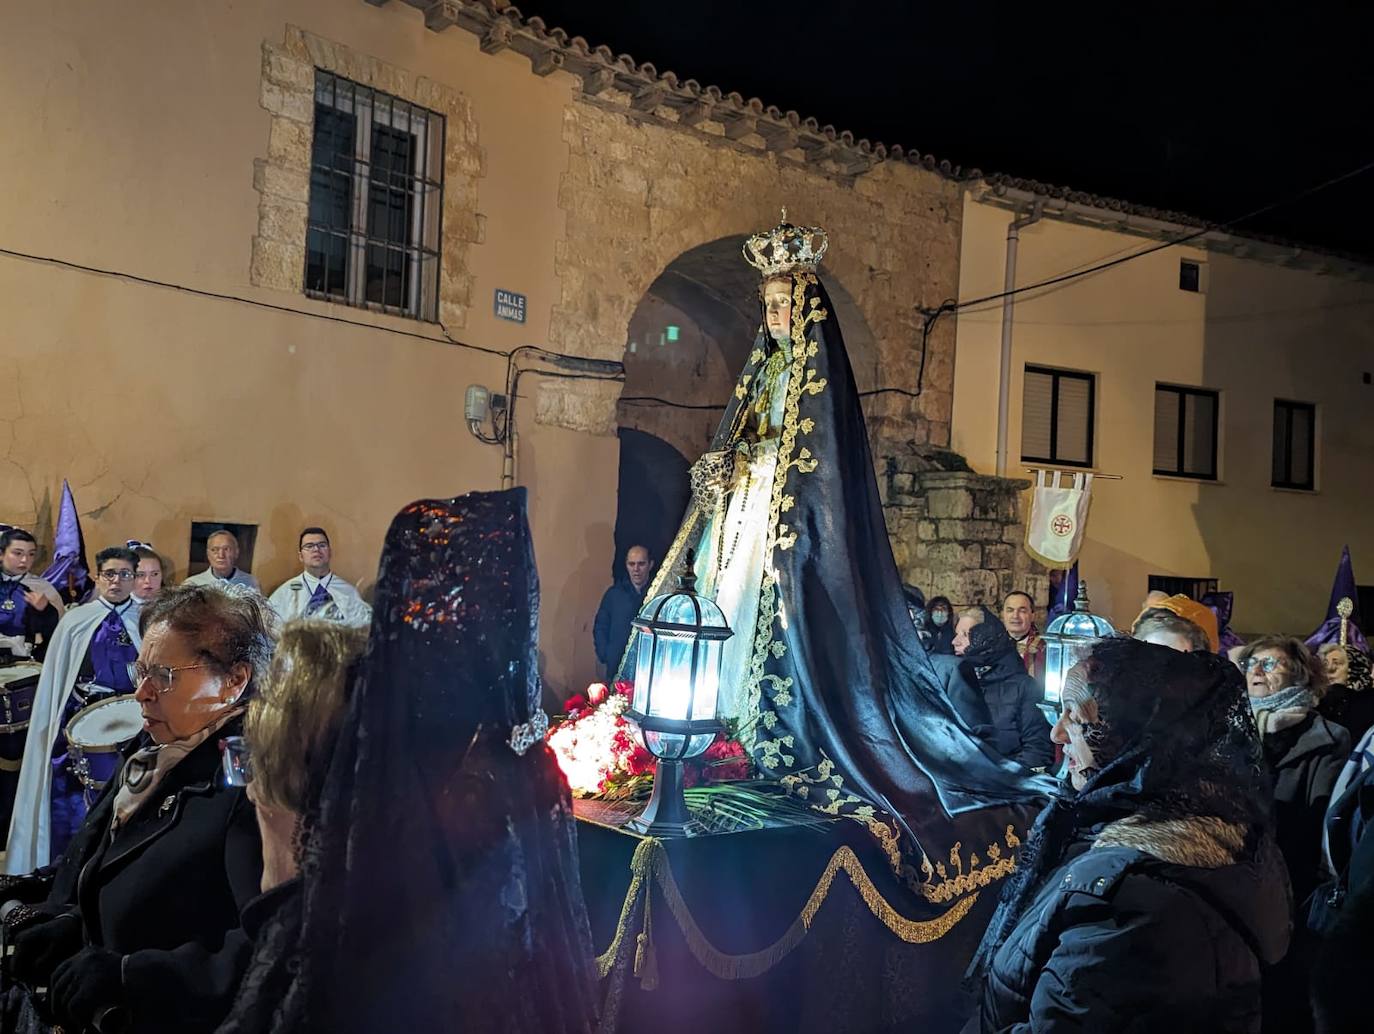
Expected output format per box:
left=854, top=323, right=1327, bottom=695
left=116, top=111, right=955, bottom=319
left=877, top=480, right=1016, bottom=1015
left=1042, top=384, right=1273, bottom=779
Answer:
left=1045, top=640, right=1066, bottom=704
left=643, top=729, right=715, bottom=760
left=633, top=633, right=656, bottom=711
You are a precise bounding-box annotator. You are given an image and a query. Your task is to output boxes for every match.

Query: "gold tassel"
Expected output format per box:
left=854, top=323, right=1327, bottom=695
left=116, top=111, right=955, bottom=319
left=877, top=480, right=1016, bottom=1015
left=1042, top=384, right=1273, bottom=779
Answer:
left=634, top=876, right=659, bottom=990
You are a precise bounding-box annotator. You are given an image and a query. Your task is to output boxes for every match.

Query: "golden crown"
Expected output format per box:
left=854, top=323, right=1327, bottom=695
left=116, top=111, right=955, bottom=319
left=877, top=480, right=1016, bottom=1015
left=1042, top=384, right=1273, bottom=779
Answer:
left=742, top=208, right=829, bottom=278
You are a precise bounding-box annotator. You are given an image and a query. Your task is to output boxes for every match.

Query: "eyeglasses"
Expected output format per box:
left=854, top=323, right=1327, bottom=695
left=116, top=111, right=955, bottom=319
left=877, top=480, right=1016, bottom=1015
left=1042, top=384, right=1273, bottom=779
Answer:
left=97, top=570, right=135, bottom=582
left=300, top=542, right=330, bottom=552
left=128, top=661, right=212, bottom=694
left=221, top=736, right=253, bottom=787
left=1243, top=656, right=1283, bottom=674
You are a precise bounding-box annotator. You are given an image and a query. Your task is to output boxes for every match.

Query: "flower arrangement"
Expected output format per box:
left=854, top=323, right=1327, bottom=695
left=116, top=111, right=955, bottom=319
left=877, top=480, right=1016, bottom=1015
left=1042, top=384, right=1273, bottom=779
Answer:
left=547, top=681, right=751, bottom=797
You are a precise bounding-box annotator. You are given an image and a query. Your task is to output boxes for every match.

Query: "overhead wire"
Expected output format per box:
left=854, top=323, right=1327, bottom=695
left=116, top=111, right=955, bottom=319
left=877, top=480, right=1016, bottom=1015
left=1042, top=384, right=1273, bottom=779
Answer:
left=906, top=154, right=1374, bottom=396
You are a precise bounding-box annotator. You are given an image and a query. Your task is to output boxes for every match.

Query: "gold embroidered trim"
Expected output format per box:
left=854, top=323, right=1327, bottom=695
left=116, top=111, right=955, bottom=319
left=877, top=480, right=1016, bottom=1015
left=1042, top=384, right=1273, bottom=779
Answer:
left=595, top=837, right=978, bottom=985
left=918, top=825, right=1024, bottom=903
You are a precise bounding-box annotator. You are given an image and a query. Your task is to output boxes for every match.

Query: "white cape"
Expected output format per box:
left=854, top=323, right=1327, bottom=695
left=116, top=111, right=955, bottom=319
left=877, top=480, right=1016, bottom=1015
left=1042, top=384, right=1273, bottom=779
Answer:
left=5, top=599, right=142, bottom=873
left=267, top=572, right=372, bottom=626
left=183, top=567, right=260, bottom=592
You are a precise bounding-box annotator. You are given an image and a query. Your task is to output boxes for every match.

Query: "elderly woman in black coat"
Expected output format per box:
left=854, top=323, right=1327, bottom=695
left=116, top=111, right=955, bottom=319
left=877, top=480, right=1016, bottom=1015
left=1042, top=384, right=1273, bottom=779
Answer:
left=4, top=584, right=270, bottom=1033
left=964, top=637, right=1289, bottom=1034
left=952, top=606, right=1053, bottom=770
left=1238, top=635, right=1350, bottom=909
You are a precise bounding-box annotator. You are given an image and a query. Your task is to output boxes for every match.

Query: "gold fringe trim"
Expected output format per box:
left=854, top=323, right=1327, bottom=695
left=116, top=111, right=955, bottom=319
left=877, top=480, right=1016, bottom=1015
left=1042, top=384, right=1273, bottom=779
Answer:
left=595, top=837, right=979, bottom=985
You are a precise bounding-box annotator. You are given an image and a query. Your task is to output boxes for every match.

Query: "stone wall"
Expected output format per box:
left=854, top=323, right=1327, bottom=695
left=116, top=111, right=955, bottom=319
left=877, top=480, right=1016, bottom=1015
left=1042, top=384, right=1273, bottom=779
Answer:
left=546, top=96, right=963, bottom=462
left=882, top=454, right=1049, bottom=610
left=252, top=27, right=483, bottom=329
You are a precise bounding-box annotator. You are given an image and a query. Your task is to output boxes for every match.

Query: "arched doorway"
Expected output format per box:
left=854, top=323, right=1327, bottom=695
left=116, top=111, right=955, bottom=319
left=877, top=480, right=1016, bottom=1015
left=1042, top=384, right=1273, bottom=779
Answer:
left=612, top=236, right=877, bottom=576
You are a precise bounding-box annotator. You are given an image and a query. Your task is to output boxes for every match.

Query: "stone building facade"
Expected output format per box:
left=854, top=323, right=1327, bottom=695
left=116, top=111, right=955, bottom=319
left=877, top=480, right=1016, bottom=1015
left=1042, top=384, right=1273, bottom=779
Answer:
left=0, top=0, right=1039, bottom=697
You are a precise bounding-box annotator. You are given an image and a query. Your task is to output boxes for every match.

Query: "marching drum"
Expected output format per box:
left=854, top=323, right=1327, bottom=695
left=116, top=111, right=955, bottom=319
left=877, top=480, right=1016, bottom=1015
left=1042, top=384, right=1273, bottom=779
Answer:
left=0, top=661, right=41, bottom=768
left=65, top=695, right=143, bottom=797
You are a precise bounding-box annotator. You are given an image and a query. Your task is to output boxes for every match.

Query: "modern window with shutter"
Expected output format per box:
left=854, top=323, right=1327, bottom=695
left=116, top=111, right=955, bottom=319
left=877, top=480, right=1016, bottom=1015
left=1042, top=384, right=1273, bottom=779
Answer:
left=1272, top=399, right=1317, bottom=491
left=305, top=71, right=445, bottom=321
left=1153, top=385, right=1219, bottom=480
left=1021, top=365, right=1096, bottom=467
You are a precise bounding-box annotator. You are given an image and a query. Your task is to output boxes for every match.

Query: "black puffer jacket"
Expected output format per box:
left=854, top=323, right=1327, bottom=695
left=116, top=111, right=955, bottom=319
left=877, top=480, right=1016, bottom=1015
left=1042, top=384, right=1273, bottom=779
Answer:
left=973, top=819, right=1291, bottom=1033
left=967, top=640, right=1286, bottom=1034
left=959, top=613, right=1053, bottom=769
left=1263, top=711, right=1349, bottom=908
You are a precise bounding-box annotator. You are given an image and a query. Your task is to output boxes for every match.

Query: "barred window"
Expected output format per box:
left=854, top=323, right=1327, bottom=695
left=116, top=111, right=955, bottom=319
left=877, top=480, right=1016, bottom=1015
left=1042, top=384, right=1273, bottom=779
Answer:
left=306, top=71, right=444, bottom=321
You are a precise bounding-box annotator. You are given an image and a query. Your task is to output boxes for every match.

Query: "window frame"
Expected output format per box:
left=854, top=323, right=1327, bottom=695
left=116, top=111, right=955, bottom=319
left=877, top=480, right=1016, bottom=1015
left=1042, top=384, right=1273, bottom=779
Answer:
left=1020, top=364, right=1097, bottom=469
left=1272, top=398, right=1317, bottom=491
left=1152, top=383, right=1219, bottom=481
left=304, top=70, right=446, bottom=322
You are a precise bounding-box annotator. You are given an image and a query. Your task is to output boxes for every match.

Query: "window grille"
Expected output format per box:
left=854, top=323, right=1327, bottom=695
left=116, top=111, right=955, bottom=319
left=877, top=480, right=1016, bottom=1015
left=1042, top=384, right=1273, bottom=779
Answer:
left=305, top=70, right=444, bottom=321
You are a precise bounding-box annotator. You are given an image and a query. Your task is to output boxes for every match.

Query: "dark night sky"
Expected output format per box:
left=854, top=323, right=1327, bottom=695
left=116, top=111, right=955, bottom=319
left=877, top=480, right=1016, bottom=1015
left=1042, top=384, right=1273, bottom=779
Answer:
left=521, top=1, right=1374, bottom=259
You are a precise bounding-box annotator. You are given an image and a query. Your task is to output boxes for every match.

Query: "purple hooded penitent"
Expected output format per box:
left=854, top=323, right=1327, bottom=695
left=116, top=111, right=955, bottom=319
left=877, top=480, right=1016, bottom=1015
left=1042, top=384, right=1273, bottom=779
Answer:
left=1046, top=562, right=1080, bottom=623
left=40, top=480, right=91, bottom=605
left=1201, top=589, right=1246, bottom=655
left=1306, top=545, right=1367, bottom=653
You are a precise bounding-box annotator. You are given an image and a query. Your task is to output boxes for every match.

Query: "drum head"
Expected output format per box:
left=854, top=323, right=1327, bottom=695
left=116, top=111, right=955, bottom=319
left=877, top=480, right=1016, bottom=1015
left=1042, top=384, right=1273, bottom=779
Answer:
left=0, top=661, right=43, bottom=688
left=66, top=695, right=144, bottom=751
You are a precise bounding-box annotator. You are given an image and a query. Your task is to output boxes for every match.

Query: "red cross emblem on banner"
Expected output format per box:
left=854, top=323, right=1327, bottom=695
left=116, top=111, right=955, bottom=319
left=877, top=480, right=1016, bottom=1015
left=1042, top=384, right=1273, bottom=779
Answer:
left=1051, top=514, right=1074, bottom=537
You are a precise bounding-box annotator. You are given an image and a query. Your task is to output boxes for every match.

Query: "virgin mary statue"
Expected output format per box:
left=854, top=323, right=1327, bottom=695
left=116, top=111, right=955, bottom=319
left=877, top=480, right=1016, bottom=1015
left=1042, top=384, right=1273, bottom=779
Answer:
left=631, top=213, right=1049, bottom=881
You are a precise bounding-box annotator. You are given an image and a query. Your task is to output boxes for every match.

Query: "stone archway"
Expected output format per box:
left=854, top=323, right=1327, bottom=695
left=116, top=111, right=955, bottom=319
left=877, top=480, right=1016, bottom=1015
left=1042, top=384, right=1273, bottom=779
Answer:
left=612, top=235, right=881, bottom=569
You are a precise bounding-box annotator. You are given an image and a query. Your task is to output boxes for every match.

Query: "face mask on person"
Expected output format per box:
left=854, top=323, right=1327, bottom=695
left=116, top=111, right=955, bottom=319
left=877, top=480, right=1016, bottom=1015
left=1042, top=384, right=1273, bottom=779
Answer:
left=931, top=610, right=949, bottom=627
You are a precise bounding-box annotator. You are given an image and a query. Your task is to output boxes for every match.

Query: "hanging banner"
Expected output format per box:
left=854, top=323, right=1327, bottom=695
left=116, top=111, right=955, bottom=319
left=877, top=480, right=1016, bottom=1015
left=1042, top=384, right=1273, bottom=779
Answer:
left=1024, top=469, right=1094, bottom=569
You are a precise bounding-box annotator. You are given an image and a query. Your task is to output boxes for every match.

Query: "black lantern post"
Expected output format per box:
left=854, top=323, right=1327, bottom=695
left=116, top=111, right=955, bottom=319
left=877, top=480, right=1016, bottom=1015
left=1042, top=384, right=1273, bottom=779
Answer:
left=625, top=549, right=732, bottom=837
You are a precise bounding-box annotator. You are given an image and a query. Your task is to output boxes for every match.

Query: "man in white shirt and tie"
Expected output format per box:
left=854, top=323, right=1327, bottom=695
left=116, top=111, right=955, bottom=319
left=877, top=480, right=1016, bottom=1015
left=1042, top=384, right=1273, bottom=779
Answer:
left=268, top=527, right=371, bottom=626
left=183, top=529, right=260, bottom=591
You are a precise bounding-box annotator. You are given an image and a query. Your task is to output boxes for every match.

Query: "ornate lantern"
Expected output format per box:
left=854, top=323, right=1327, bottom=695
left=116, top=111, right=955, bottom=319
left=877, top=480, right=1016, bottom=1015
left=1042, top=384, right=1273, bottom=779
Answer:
left=626, top=549, right=732, bottom=836
left=1039, top=580, right=1115, bottom=724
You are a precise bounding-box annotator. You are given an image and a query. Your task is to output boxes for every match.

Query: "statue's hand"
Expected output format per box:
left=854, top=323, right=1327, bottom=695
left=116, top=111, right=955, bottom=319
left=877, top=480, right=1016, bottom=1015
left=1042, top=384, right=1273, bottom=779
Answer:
left=689, top=450, right=734, bottom=512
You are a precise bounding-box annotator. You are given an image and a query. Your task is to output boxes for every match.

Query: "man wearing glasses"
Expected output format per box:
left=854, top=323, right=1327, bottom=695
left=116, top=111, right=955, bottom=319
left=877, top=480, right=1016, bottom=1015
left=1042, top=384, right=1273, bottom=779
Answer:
left=184, top=529, right=260, bottom=592
left=267, top=527, right=371, bottom=626
left=4, top=547, right=144, bottom=863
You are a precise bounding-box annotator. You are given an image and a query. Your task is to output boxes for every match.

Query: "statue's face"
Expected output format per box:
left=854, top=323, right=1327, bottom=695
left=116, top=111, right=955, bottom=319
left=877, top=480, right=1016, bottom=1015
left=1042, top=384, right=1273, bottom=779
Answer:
left=763, top=279, right=792, bottom=342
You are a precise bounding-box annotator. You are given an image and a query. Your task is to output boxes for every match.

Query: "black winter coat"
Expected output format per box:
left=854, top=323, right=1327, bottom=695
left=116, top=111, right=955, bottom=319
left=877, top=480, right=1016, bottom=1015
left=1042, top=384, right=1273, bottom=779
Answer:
left=71, top=721, right=263, bottom=1033
left=928, top=653, right=995, bottom=744
left=961, top=650, right=1054, bottom=770
left=973, top=825, right=1291, bottom=1034
left=1263, top=711, right=1350, bottom=908
left=591, top=579, right=645, bottom=671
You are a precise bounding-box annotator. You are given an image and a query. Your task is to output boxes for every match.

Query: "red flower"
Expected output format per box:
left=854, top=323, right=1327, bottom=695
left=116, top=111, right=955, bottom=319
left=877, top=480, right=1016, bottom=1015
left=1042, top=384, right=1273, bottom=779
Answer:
left=614, top=680, right=634, bottom=699
left=626, top=745, right=655, bottom=777
left=563, top=693, right=588, bottom=716
left=702, top=739, right=750, bottom=782
left=587, top=682, right=609, bottom=706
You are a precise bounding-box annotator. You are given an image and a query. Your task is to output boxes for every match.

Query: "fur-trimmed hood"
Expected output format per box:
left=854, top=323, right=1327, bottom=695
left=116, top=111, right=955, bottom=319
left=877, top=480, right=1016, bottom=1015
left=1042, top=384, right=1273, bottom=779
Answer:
left=1094, top=814, right=1247, bottom=868
left=1094, top=815, right=1292, bottom=967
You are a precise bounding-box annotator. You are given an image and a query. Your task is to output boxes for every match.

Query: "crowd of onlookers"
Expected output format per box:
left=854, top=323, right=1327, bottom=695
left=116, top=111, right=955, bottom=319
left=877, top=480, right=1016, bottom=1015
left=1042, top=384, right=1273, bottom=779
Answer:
left=4, top=516, right=1371, bottom=1032
left=906, top=584, right=1369, bottom=1034
left=0, top=494, right=598, bottom=1034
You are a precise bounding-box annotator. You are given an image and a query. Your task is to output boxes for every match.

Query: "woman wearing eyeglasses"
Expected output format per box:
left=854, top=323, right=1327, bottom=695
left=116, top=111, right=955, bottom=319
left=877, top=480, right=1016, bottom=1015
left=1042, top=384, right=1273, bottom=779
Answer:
left=6, top=546, right=143, bottom=870
left=1237, top=635, right=1350, bottom=1033
left=1239, top=637, right=1350, bottom=907
left=4, top=582, right=268, bottom=1034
